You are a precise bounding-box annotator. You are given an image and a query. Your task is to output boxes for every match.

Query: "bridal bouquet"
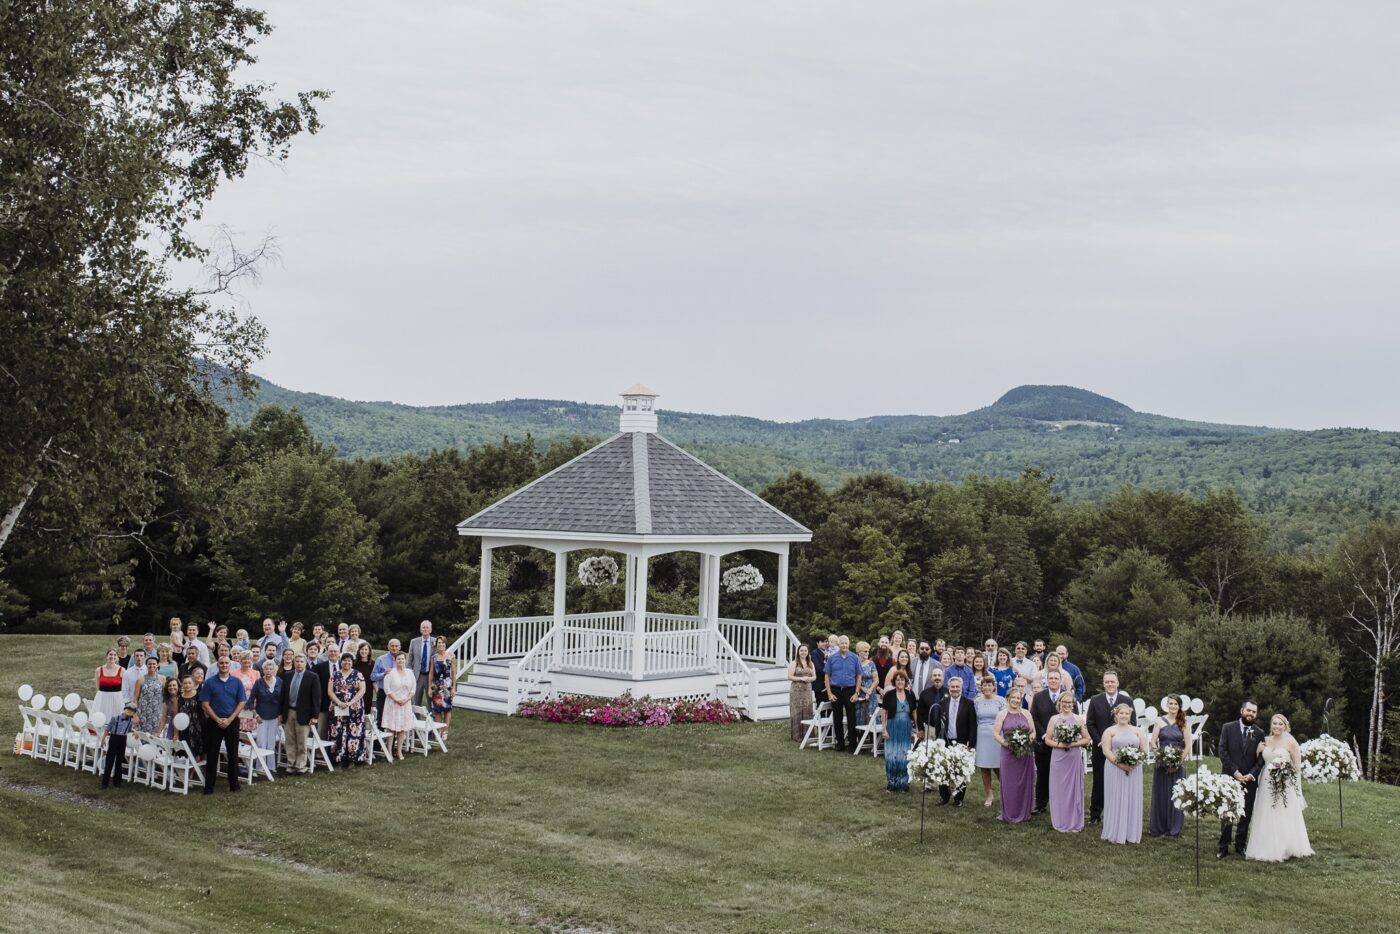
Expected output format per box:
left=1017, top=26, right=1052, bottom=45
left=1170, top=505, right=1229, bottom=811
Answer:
left=1265, top=754, right=1298, bottom=807
left=1171, top=764, right=1246, bottom=823
left=908, top=739, right=975, bottom=793
left=1299, top=734, right=1362, bottom=784
left=1052, top=722, right=1082, bottom=747
left=1114, top=746, right=1146, bottom=768
left=1005, top=726, right=1033, bottom=758
left=1154, top=745, right=1184, bottom=771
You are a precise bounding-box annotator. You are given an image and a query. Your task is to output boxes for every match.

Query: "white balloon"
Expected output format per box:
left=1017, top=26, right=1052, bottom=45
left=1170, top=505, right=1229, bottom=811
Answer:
left=1132, top=697, right=1146, bottom=713
left=1190, top=698, right=1204, bottom=714
left=1179, top=694, right=1193, bottom=709
left=30, top=693, right=46, bottom=710
left=64, top=692, right=81, bottom=712
left=1160, top=696, right=1171, bottom=710
left=1143, top=706, right=1159, bottom=722
left=173, top=712, right=190, bottom=731
left=73, top=711, right=89, bottom=727
left=17, top=684, right=33, bottom=702
left=47, top=695, right=64, bottom=712
left=138, top=743, right=158, bottom=761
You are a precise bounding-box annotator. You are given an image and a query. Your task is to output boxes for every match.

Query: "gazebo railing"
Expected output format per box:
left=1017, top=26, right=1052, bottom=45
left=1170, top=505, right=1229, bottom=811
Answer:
left=560, top=625, right=632, bottom=676
left=643, top=626, right=708, bottom=675
left=714, top=630, right=758, bottom=715
left=718, top=618, right=783, bottom=665
left=507, top=629, right=556, bottom=713
left=485, top=616, right=552, bottom=659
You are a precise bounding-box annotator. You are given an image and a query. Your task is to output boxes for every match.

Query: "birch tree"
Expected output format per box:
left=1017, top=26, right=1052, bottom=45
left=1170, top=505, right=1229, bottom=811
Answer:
left=1334, top=523, right=1400, bottom=780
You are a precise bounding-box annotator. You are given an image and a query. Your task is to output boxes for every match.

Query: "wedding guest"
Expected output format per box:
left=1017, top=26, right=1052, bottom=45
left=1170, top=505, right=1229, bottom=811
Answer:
left=279, top=653, right=321, bottom=774
left=100, top=702, right=138, bottom=789
left=180, top=643, right=206, bottom=680
left=120, top=649, right=146, bottom=706
left=93, top=649, right=126, bottom=723
left=932, top=638, right=946, bottom=659
left=1100, top=703, right=1148, bottom=844
left=881, top=671, right=914, bottom=792
left=1031, top=650, right=1068, bottom=694
left=114, top=636, right=134, bottom=670
left=1217, top=699, right=1263, bottom=859
left=133, top=656, right=164, bottom=733
left=334, top=622, right=353, bottom=656
left=353, top=641, right=376, bottom=714
left=810, top=636, right=828, bottom=705
left=824, top=633, right=840, bottom=660
left=1054, top=645, right=1086, bottom=701
left=1030, top=639, right=1048, bottom=668
left=824, top=635, right=862, bottom=752
left=371, top=638, right=403, bottom=726
left=287, top=622, right=307, bottom=656
left=235, top=650, right=259, bottom=733
left=1147, top=694, right=1192, bottom=837
left=250, top=661, right=283, bottom=772
left=787, top=644, right=817, bottom=741
left=1085, top=671, right=1133, bottom=825
left=329, top=654, right=367, bottom=766
left=312, top=644, right=337, bottom=740
left=990, top=649, right=1016, bottom=697
left=407, top=620, right=435, bottom=707
left=279, top=647, right=296, bottom=677
left=429, top=635, right=456, bottom=736
left=1045, top=691, right=1089, bottom=832
left=159, top=675, right=181, bottom=738
left=233, top=628, right=251, bottom=652
left=884, top=649, right=913, bottom=692
left=937, top=677, right=977, bottom=806
left=176, top=676, right=204, bottom=760
left=871, top=639, right=895, bottom=699
left=381, top=652, right=416, bottom=760
left=968, top=652, right=990, bottom=697
left=973, top=675, right=1007, bottom=807
left=154, top=644, right=178, bottom=679
left=258, top=617, right=289, bottom=659
left=854, top=641, right=877, bottom=727
left=910, top=642, right=937, bottom=699
left=1029, top=668, right=1069, bottom=815
left=943, top=648, right=975, bottom=699
left=982, top=638, right=999, bottom=669
left=198, top=655, right=247, bottom=794
left=1010, top=642, right=1038, bottom=683
left=889, top=630, right=906, bottom=659
left=139, top=632, right=157, bottom=663
left=993, top=686, right=1035, bottom=823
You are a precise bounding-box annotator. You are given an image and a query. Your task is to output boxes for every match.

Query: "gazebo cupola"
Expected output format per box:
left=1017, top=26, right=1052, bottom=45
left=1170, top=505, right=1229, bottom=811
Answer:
left=449, top=384, right=812, bottom=720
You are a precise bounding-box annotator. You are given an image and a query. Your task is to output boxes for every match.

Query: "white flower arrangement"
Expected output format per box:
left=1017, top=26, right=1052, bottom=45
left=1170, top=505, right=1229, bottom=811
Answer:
left=577, top=555, right=619, bottom=587
left=907, top=739, right=976, bottom=793
left=1170, top=763, right=1246, bottom=823
left=1299, top=734, right=1362, bottom=784
left=722, top=564, right=764, bottom=594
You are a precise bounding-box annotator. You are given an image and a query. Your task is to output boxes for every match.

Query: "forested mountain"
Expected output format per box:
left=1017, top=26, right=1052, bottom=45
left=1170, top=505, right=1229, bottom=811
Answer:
left=223, top=377, right=1400, bottom=547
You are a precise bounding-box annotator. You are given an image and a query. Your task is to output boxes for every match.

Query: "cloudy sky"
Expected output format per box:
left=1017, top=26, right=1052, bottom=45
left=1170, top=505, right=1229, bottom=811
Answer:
left=200, top=1, right=1400, bottom=429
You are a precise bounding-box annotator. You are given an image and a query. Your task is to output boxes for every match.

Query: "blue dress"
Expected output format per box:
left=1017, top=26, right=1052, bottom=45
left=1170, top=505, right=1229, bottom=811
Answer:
left=884, top=695, right=912, bottom=791
left=974, top=694, right=1007, bottom=768
left=991, top=667, right=1016, bottom=697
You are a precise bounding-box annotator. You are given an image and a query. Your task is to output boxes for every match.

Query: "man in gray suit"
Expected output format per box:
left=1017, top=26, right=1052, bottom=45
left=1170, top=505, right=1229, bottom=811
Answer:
left=407, top=620, right=434, bottom=707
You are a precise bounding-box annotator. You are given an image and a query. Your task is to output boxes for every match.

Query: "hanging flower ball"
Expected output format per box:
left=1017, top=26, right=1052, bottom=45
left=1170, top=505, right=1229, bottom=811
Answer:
left=577, top=555, right=620, bottom=587
left=722, top=564, right=764, bottom=593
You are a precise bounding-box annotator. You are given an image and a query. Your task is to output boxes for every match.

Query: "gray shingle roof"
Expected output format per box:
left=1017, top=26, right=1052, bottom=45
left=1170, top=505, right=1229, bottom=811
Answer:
left=457, top=431, right=810, bottom=539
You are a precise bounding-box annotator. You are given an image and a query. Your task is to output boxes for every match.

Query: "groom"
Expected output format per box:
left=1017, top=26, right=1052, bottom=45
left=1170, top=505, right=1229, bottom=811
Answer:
left=1218, top=698, right=1263, bottom=858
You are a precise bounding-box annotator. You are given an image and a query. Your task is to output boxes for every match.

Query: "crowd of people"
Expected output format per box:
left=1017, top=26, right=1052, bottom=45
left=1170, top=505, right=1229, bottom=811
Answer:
left=787, top=631, right=1313, bottom=862
left=92, top=617, right=459, bottom=794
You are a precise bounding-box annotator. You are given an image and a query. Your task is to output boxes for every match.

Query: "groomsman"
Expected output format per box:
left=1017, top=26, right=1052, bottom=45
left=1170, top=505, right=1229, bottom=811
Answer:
left=910, top=643, right=937, bottom=699
left=1085, top=671, right=1133, bottom=824
left=1029, top=669, right=1068, bottom=815
left=937, top=677, right=978, bottom=806
left=1217, top=699, right=1263, bottom=858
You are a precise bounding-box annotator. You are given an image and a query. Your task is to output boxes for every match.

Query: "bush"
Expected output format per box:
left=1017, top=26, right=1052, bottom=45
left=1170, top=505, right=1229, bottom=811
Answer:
left=516, top=692, right=741, bottom=727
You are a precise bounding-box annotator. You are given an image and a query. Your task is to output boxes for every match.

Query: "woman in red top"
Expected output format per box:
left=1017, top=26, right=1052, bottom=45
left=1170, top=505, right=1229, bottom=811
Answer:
left=94, top=648, right=125, bottom=723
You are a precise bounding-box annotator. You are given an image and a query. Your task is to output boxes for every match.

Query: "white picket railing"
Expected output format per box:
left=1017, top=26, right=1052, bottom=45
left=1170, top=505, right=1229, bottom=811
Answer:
left=718, top=618, right=782, bottom=665
left=714, top=630, right=757, bottom=717
left=643, top=627, right=708, bottom=675
left=644, top=612, right=700, bottom=632
left=485, top=616, right=552, bottom=659
left=560, top=625, right=632, bottom=676
left=507, top=627, right=557, bottom=713
left=446, top=619, right=483, bottom=675
left=566, top=611, right=629, bottom=632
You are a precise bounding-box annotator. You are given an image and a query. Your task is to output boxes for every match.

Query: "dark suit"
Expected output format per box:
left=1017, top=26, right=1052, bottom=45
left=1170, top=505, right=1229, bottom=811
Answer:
left=407, top=636, right=435, bottom=707
left=909, top=656, right=938, bottom=699
left=279, top=669, right=322, bottom=725
left=1085, top=691, right=1133, bottom=820
left=937, top=695, right=978, bottom=804
left=309, top=660, right=332, bottom=738
left=1217, top=718, right=1264, bottom=852
left=1029, top=688, right=1068, bottom=812
left=916, top=686, right=947, bottom=740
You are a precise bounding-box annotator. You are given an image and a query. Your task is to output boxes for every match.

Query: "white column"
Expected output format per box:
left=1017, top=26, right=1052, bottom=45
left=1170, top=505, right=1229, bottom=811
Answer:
left=776, top=551, right=790, bottom=665
left=706, top=553, right=722, bottom=663
left=552, top=550, right=567, bottom=669
left=631, top=555, right=648, bottom=680
left=476, top=544, right=493, bottom=662
left=624, top=555, right=636, bottom=613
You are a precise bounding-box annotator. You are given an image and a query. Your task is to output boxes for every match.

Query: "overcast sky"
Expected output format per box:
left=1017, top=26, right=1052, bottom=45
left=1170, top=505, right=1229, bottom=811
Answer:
left=199, top=1, right=1400, bottom=429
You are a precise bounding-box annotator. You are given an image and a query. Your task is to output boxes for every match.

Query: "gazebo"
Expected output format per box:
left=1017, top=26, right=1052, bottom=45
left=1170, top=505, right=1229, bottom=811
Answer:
left=448, top=385, right=812, bottom=720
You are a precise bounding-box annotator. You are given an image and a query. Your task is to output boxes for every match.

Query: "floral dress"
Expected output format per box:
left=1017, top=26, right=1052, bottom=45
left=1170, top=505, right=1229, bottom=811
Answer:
left=330, top=669, right=367, bottom=765
left=135, top=673, right=163, bottom=734
left=857, top=657, right=878, bottom=726
left=429, top=657, right=455, bottom=714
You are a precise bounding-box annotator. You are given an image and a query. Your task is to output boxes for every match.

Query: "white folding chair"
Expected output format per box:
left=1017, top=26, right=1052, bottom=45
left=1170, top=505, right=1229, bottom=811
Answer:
left=76, top=721, right=104, bottom=773
left=306, top=724, right=335, bottom=773
left=165, top=739, right=204, bottom=795
left=238, top=730, right=276, bottom=783
left=853, top=721, right=884, bottom=757
left=365, top=719, right=395, bottom=765
left=408, top=705, right=448, bottom=755
left=17, top=706, right=41, bottom=759
left=59, top=715, right=84, bottom=769
left=799, top=702, right=834, bottom=750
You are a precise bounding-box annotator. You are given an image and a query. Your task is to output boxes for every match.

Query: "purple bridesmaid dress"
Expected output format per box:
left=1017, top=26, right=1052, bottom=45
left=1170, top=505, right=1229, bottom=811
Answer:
left=1049, top=714, right=1085, bottom=832
left=1101, top=730, right=1144, bottom=844
left=997, top=709, right=1035, bottom=823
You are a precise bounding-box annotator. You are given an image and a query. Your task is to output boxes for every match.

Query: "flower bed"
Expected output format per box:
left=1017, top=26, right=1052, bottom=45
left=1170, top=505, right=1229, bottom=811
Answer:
left=516, top=692, right=741, bottom=727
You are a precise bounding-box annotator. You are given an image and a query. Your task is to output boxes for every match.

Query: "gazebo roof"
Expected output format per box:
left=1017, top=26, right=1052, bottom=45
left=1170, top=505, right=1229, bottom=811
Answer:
left=457, top=432, right=811, bottom=541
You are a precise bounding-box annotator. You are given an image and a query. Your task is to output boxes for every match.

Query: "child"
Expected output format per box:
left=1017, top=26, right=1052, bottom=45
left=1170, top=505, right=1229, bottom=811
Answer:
left=101, top=701, right=138, bottom=789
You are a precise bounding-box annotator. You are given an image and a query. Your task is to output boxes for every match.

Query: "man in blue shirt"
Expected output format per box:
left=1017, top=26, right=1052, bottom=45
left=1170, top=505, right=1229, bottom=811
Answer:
left=1056, top=645, right=1086, bottom=703
left=199, top=655, right=248, bottom=794
left=258, top=617, right=290, bottom=659
left=822, top=636, right=864, bottom=751
left=942, top=647, right=976, bottom=699
left=370, top=638, right=402, bottom=726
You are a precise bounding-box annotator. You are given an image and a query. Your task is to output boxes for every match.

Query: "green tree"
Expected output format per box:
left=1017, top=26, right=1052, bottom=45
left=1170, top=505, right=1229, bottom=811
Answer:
left=1, top=1, right=324, bottom=557
left=833, top=525, right=920, bottom=640
left=1059, top=547, right=1195, bottom=665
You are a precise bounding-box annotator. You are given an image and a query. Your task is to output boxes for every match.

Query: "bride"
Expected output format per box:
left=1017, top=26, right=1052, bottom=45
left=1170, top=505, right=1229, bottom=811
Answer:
left=1246, top=714, right=1314, bottom=862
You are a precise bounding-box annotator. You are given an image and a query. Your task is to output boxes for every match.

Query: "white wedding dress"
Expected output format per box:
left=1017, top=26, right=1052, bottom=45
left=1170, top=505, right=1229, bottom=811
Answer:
left=1246, top=739, right=1314, bottom=862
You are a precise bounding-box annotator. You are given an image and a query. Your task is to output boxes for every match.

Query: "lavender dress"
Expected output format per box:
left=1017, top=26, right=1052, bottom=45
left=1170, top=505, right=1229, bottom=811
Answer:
left=1049, top=713, right=1085, bottom=833
left=1101, top=730, right=1144, bottom=844
left=997, top=709, right=1035, bottom=823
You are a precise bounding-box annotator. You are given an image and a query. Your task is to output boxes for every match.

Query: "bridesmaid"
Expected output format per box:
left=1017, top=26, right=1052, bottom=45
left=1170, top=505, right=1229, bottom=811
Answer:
left=1148, top=693, right=1192, bottom=837
left=1100, top=702, right=1149, bottom=844
left=992, top=686, right=1035, bottom=823
left=1045, top=691, right=1089, bottom=832
left=787, top=645, right=816, bottom=742
left=880, top=671, right=914, bottom=792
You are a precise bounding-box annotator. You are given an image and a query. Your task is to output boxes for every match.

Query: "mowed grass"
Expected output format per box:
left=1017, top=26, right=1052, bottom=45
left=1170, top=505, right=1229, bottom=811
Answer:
left=2, top=635, right=1399, bottom=934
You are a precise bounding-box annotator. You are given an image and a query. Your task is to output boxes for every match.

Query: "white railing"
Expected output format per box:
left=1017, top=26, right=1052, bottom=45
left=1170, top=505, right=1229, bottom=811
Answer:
left=719, top=618, right=781, bottom=665
left=566, top=611, right=629, bottom=632
left=714, top=630, right=758, bottom=718
left=486, top=616, right=552, bottom=658
left=644, top=612, right=701, bottom=632
left=507, top=627, right=557, bottom=713
left=561, top=625, right=632, bottom=676
left=446, top=619, right=483, bottom=676
left=643, top=627, right=708, bottom=675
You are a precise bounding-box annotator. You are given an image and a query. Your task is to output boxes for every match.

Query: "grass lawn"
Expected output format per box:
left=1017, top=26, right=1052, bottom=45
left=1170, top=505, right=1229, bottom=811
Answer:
left=3, top=635, right=1399, bottom=933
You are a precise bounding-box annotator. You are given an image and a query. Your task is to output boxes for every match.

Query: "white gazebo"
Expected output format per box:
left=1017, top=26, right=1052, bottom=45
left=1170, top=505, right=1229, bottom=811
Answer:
left=448, top=385, right=812, bottom=720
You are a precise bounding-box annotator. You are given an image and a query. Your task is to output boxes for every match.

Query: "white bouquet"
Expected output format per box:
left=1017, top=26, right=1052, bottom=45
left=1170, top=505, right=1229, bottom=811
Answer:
left=722, top=564, right=764, bottom=593
left=908, top=739, right=975, bottom=793
left=1170, top=764, right=1246, bottom=823
left=1299, top=734, right=1362, bottom=784
left=577, top=555, right=619, bottom=587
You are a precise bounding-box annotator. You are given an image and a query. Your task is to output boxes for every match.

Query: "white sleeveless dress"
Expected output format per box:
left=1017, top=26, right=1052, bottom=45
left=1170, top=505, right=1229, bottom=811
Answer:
left=1246, top=741, right=1314, bottom=862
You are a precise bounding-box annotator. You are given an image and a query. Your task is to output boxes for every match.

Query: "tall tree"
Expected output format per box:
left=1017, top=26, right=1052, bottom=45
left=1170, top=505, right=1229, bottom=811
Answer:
left=1331, top=522, right=1400, bottom=780
left=0, top=1, right=324, bottom=556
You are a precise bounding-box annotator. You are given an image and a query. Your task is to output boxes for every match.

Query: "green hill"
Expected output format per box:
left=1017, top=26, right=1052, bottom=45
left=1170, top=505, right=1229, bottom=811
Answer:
left=221, top=376, right=1400, bottom=545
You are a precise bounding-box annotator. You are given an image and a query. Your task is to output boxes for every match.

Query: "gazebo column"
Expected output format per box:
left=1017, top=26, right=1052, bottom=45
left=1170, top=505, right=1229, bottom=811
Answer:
left=631, top=555, right=649, bottom=680
left=776, top=551, right=790, bottom=665
left=476, top=544, right=493, bottom=662
left=552, top=550, right=567, bottom=669
left=705, top=553, right=721, bottom=668
left=698, top=554, right=713, bottom=669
